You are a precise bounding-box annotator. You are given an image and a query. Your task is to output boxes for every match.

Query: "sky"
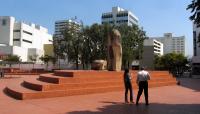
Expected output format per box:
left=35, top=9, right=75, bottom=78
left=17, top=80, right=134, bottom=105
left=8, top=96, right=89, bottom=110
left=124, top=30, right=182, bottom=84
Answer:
left=0, top=0, right=193, bottom=57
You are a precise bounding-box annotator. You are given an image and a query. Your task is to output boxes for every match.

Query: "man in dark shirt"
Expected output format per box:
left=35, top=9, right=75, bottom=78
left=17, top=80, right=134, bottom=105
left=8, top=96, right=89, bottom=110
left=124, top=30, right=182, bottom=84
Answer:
left=124, top=69, right=133, bottom=103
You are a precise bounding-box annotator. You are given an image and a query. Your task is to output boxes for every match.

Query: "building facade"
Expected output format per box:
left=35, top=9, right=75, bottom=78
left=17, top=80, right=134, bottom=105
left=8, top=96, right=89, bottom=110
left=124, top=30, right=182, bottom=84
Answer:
left=140, top=39, right=163, bottom=70
left=150, top=33, right=185, bottom=55
left=54, top=19, right=81, bottom=40
left=193, top=24, right=200, bottom=56
left=192, top=24, right=200, bottom=75
left=0, top=16, right=53, bottom=62
left=101, top=6, right=138, bottom=26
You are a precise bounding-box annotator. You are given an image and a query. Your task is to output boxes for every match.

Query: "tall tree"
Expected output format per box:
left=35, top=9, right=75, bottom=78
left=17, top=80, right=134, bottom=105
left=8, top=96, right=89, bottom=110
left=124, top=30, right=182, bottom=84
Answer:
left=28, top=54, right=38, bottom=69
left=187, top=0, right=200, bottom=26
left=39, top=55, right=54, bottom=70
left=63, top=21, right=84, bottom=69
left=116, top=24, right=147, bottom=69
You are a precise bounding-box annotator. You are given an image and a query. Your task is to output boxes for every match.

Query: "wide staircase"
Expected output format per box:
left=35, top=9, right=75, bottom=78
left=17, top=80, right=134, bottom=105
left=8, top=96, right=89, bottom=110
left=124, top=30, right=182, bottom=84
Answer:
left=5, top=70, right=177, bottom=100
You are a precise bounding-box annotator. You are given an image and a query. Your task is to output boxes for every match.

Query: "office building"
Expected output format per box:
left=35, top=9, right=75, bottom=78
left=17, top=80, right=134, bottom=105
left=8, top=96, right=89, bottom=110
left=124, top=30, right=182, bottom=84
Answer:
left=0, top=16, right=53, bottom=62
left=54, top=19, right=81, bottom=40
left=151, top=33, right=185, bottom=55
left=101, top=6, right=138, bottom=26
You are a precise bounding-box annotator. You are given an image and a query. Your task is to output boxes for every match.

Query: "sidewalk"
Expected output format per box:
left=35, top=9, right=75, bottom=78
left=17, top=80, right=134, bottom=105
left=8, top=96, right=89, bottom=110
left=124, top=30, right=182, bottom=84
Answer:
left=0, top=75, right=200, bottom=114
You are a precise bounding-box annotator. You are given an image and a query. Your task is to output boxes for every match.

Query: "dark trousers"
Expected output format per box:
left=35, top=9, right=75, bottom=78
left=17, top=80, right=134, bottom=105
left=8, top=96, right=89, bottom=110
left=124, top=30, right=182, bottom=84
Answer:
left=0, top=72, right=3, bottom=78
left=124, top=82, right=133, bottom=102
left=136, top=81, right=149, bottom=104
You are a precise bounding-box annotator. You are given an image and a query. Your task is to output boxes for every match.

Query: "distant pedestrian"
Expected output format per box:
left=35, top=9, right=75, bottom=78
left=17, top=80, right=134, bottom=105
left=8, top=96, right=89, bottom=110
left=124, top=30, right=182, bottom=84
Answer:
left=0, top=68, right=4, bottom=78
left=136, top=67, right=150, bottom=105
left=123, top=69, right=134, bottom=103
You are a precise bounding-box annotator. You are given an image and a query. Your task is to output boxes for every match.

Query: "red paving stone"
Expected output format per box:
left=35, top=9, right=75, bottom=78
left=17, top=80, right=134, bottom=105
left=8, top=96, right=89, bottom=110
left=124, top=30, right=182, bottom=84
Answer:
left=0, top=75, right=200, bottom=114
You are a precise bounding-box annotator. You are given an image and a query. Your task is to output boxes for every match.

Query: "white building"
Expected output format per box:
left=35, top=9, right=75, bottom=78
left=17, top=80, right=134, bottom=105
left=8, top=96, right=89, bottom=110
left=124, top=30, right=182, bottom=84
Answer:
left=140, top=39, right=163, bottom=69
left=151, top=33, right=185, bottom=55
left=101, top=6, right=138, bottom=26
left=54, top=19, right=81, bottom=40
left=0, top=16, right=53, bottom=62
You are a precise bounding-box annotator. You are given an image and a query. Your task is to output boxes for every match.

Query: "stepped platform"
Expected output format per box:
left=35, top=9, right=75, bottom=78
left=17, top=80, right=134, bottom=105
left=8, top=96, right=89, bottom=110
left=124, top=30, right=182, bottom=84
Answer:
left=4, top=70, right=177, bottom=100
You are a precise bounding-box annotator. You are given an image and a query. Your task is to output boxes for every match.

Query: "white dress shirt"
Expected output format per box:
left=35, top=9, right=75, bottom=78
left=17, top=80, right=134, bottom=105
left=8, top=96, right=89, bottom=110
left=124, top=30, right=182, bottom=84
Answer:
left=137, top=70, right=150, bottom=83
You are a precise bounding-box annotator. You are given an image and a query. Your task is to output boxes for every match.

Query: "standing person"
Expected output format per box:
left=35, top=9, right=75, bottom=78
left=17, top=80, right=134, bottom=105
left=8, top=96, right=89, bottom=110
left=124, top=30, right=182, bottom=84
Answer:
left=136, top=67, right=150, bottom=105
left=124, top=69, right=133, bottom=103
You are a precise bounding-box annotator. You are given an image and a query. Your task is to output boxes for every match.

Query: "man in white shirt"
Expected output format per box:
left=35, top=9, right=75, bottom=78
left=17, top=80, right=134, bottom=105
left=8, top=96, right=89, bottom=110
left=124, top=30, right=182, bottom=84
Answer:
left=136, top=67, right=150, bottom=105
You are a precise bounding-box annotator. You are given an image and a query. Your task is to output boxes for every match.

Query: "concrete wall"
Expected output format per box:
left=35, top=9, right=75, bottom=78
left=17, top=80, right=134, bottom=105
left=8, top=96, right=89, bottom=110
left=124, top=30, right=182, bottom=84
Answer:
left=44, top=44, right=54, bottom=57
left=140, top=46, right=155, bottom=70
left=0, top=16, right=15, bottom=46
left=193, top=24, right=200, bottom=56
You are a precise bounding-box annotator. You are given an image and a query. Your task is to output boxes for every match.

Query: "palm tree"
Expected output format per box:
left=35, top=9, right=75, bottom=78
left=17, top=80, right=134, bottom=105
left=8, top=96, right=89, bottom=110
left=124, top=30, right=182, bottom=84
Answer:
left=187, top=0, right=200, bottom=27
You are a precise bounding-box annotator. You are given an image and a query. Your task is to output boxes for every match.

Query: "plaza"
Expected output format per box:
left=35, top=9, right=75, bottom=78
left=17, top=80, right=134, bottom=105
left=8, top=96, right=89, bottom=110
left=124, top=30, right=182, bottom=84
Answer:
left=0, top=75, right=199, bottom=114
left=0, top=0, right=200, bottom=114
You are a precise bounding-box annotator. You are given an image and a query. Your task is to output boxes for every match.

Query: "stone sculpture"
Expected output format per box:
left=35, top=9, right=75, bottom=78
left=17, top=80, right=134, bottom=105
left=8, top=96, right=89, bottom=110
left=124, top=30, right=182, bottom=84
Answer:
left=107, top=29, right=122, bottom=71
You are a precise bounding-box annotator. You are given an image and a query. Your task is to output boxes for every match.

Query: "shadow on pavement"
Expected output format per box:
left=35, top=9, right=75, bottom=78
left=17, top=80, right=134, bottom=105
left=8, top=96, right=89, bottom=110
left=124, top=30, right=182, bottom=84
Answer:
left=178, top=78, right=200, bottom=92
left=67, top=101, right=200, bottom=114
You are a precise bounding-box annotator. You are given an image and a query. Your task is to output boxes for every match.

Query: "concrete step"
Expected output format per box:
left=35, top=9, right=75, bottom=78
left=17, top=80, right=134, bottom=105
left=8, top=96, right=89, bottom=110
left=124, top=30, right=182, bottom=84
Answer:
left=5, top=80, right=177, bottom=100
left=53, top=70, right=172, bottom=78
left=38, top=74, right=122, bottom=84
left=5, top=84, right=124, bottom=100
left=39, top=73, right=174, bottom=84
left=5, top=70, right=177, bottom=100
left=23, top=79, right=123, bottom=91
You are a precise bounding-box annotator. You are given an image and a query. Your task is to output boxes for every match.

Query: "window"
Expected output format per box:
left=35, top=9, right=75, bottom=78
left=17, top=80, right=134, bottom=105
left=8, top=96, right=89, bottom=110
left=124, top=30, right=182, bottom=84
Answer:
left=2, top=19, right=6, bottom=26
left=116, top=20, right=128, bottom=23
left=117, top=12, right=128, bottom=17
left=13, top=39, right=20, bottom=41
left=13, top=30, right=20, bottom=32
left=102, top=14, right=113, bottom=18
left=129, top=15, right=138, bottom=23
left=22, top=39, right=32, bottom=43
left=109, top=21, right=114, bottom=24
left=23, top=30, right=32, bottom=35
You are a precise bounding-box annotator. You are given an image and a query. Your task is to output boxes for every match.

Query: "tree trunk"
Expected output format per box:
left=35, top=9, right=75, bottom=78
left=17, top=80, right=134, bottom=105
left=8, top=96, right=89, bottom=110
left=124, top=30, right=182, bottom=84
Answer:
left=128, top=61, right=130, bottom=69
left=82, top=62, right=85, bottom=70
left=76, top=59, right=79, bottom=70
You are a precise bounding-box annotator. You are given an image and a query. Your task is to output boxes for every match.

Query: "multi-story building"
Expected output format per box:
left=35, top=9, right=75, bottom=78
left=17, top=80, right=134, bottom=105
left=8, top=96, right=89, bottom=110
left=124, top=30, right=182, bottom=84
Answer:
left=101, top=6, right=138, bottom=26
left=0, top=16, right=53, bottom=62
left=140, top=39, right=163, bottom=70
left=54, top=19, right=81, bottom=40
left=150, top=33, right=185, bottom=55
left=192, top=23, right=200, bottom=75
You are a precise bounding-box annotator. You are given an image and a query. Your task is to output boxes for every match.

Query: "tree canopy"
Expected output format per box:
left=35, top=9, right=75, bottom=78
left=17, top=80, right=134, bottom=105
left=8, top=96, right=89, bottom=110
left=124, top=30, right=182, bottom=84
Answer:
left=55, top=22, right=147, bottom=69
left=3, top=55, right=21, bottom=63
left=154, top=53, right=188, bottom=76
left=187, top=0, right=200, bottom=26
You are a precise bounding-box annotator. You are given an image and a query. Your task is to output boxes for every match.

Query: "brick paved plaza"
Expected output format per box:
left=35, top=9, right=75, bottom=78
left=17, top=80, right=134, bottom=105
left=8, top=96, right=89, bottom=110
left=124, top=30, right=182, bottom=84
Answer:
left=0, top=75, right=200, bottom=114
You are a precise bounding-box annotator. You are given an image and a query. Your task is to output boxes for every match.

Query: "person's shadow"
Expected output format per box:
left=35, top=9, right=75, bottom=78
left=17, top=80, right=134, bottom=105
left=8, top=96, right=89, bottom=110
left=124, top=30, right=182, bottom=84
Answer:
left=66, top=101, right=200, bottom=114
